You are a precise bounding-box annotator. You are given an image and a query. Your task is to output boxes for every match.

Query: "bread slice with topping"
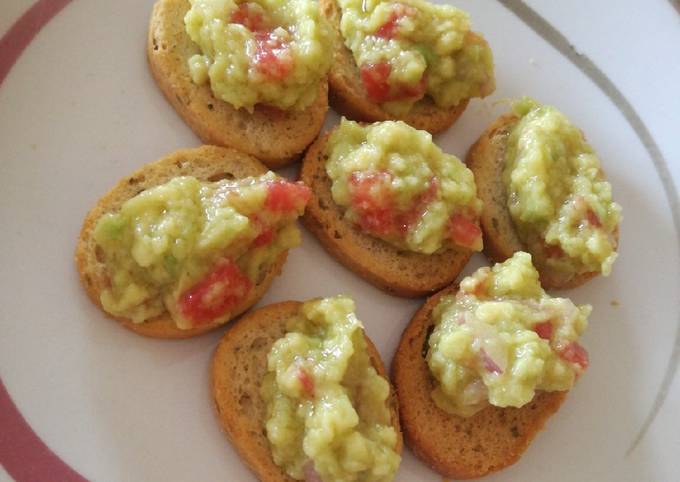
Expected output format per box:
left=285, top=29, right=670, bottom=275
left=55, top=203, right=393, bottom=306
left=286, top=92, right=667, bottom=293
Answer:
left=466, top=114, right=618, bottom=289
left=211, top=300, right=402, bottom=482
left=320, top=0, right=485, bottom=134
left=392, top=285, right=567, bottom=479
left=75, top=145, right=288, bottom=339
left=147, top=0, right=329, bottom=168
left=300, top=130, right=474, bottom=297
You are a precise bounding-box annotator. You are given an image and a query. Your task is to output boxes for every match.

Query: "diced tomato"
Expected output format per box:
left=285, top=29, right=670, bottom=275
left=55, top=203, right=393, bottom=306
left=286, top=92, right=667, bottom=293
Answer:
left=253, top=226, right=275, bottom=247
left=479, top=348, right=503, bottom=375
left=360, top=61, right=392, bottom=103
left=560, top=342, right=589, bottom=370
left=265, top=180, right=311, bottom=213
left=543, top=242, right=565, bottom=259
left=298, top=368, right=315, bottom=398
left=349, top=171, right=395, bottom=236
left=178, top=259, right=252, bottom=325
left=449, top=214, right=482, bottom=250
left=360, top=61, right=427, bottom=103
left=396, top=73, right=428, bottom=101
left=374, top=3, right=417, bottom=39
left=533, top=320, right=554, bottom=340
left=254, top=31, right=294, bottom=80
left=586, top=209, right=602, bottom=228
left=231, top=3, right=267, bottom=32
left=394, top=177, right=438, bottom=233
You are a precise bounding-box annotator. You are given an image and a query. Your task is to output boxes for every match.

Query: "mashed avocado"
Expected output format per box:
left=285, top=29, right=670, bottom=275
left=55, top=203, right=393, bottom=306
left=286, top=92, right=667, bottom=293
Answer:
left=427, top=252, right=590, bottom=417
left=338, top=0, right=494, bottom=114
left=185, top=0, right=332, bottom=111
left=326, top=118, right=483, bottom=254
left=261, top=296, right=401, bottom=481
left=93, top=173, right=309, bottom=328
left=504, top=98, right=622, bottom=276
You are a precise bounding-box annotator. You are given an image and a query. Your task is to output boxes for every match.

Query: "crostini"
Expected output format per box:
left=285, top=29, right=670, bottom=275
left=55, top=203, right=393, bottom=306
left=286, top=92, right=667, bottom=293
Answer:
left=393, top=252, right=591, bottom=478
left=301, top=118, right=483, bottom=297
left=467, top=98, right=621, bottom=289
left=76, top=145, right=310, bottom=338
left=211, top=297, right=402, bottom=481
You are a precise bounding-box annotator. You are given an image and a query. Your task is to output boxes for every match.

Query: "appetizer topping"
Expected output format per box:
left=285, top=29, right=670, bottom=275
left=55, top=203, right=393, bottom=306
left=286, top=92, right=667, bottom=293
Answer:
left=504, top=98, right=622, bottom=276
left=185, top=0, right=332, bottom=111
left=262, top=296, right=401, bottom=481
left=338, top=0, right=494, bottom=114
left=326, top=118, right=483, bottom=254
left=427, top=252, right=591, bottom=417
left=93, top=173, right=309, bottom=329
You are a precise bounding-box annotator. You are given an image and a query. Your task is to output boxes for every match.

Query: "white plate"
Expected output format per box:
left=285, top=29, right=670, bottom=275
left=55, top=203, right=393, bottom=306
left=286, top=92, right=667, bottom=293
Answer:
left=1, top=0, right=679, bottom=480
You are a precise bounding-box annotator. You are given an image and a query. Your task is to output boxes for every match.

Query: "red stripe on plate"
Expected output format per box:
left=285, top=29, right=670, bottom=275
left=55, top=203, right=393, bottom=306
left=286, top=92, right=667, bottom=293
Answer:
left=0, top=0, right=74, bottom=87
left=0, top=380, right=88, bottom=481
left=1, top=5, right=89, bottom=482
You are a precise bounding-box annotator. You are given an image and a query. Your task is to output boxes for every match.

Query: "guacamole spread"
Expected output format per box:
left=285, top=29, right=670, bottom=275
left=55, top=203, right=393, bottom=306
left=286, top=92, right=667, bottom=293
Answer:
left=93, top=173, right=310, bottom=329
left=338, top=0, right=494, bottom=114
left=504, top=98, right=622, bottom=276
left=427, top=252, right=590, bottom=417
left=326, top=118, right=483, bottom=254
left=262, top=296, right=401, bottom=481
left=185, top=0, right=332, bottom=111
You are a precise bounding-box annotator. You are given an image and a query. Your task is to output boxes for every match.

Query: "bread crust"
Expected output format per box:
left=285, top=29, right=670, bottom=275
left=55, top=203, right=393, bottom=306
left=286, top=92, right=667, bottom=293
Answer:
left=147, top=0, right=329, bottom=169
left=300, top=130, right=474, bottom=298
left=211, top=301, right=402, bottom=482
left=75, top=146, right=288, bottom=339
left=320, top=0, right=484, bottom=134
left=466, top=114, right=619, bottom=290
left=393, top=285, right=567, bottom=479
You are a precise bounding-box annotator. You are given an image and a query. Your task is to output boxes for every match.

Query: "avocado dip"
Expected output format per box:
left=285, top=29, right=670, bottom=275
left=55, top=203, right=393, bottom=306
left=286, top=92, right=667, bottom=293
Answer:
left=427, top=252, right=590, bottom=417
left=93, top=173, right=310, bottom=329
left=262, top=296, right=401, bottom=481
left=326, top=118, right=483, bottom=254
left=338, top=0, right=494, bottom=114
left=504, top=98, right=622, bottom=276
left=185, top=0, right=332, bottom=111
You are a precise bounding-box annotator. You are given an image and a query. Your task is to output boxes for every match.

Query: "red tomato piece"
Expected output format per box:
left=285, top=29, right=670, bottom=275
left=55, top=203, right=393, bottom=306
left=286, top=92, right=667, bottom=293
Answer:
left=543, top=242, right=565, bottom=259
left=533, top=320, right=554, bottom=340
left=395, top=73, right=428, bottom=101
left=231, top=3, right=266, bottom=32
left=586, top=209, right=602, bottom=228
left=375, top=12, right=400, bottom=39
left=265, top=180, right=311, bottom=213
left=298, top=368, right=315, bottom=398
left=560, top=342, right=589, bottom=370
left=254, top=31, right=294, bottom=80
left=449, top=214, right=482, bottom=250
left=178, top=259, right=253, bottom=325
left=253, top=226, right=275, bottom=247
left=349, top=171, right=395, bottom=236
left=394, top=177, right=438, bottom=233
left=374, top=3, right=417, bottom=39
left=360, top=62, right=392, bottom=103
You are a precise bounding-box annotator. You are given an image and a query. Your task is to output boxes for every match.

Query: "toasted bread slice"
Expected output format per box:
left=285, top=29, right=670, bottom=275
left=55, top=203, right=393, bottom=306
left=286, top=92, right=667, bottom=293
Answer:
left=300, top=130, right=474, bottom=297
left=211, top=300, right=402, bottom=482
left=320, top=0, right=481, bottom=134
left=75, top=146, right=288, bottom=339
left=393, top=285, right=567, bottom=479
left=466, top=114, right=618, bottom=289
left=147, top=0, right=329, bottom=169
